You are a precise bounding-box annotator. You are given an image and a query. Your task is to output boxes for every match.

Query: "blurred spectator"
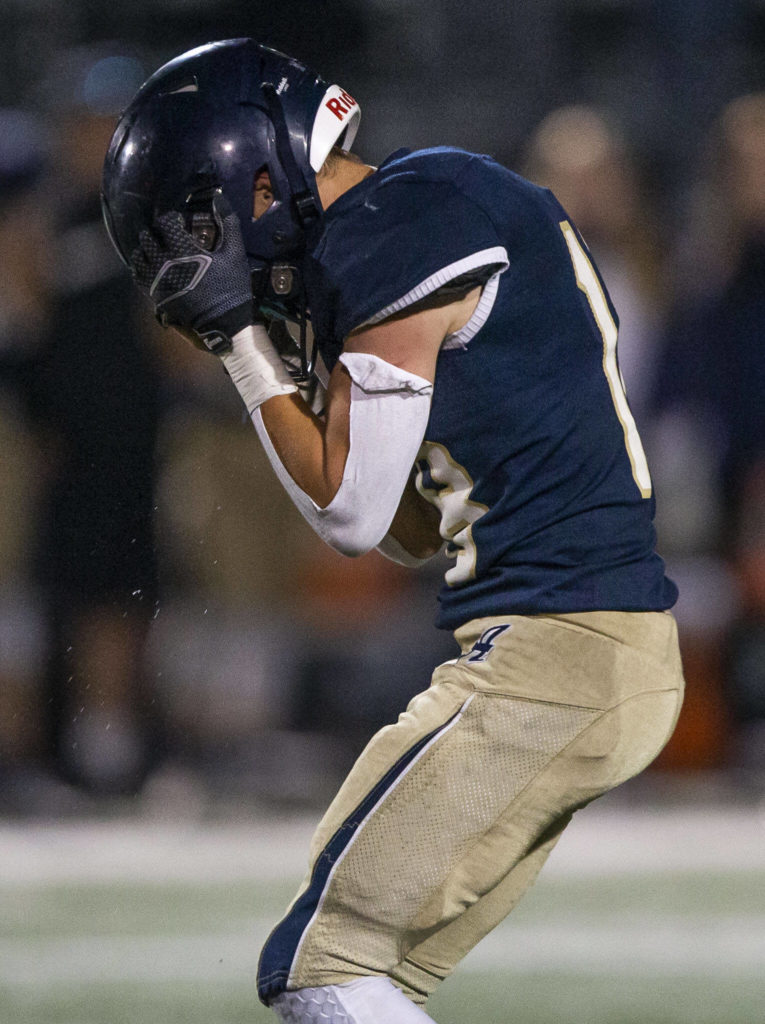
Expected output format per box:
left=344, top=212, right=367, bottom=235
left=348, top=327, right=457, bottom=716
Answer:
left=143, top=332, right=456, bottom=806
left=30, top=45, right=163, bottom=796
left=0, top=43, right=447, bottom=810
left=653, top=95, right=765, bottom=548
left=144, top=356, right=321, bottom=802
left=286, top=541, right=457, bottom=784
left=651, top=94, right=765, bottom=778
left=523, top=104, right=667, bottom=424
left=0, top=109, right=60, bottom=810
left=522, top=104, right=735, bottom=773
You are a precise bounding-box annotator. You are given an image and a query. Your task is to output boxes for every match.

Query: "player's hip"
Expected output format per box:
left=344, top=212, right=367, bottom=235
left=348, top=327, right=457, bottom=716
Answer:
left=443, top=609, right=684, bottom=711
left=258, top=610, right=683, bottom=1001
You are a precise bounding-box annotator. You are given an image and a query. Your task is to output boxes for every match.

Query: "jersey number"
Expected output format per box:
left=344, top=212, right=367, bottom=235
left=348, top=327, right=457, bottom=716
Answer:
left=560, top=221, right=652, bottom=498
left=415, top=229, right=650, bottom=588
left=414, top=441, right=488, bottom=587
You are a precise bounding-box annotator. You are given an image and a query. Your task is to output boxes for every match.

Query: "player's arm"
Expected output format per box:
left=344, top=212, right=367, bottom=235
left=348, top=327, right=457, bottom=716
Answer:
left=382, top=471, right=444, bottom=563
left=255, top=290, right=477, bottom=556
left=128, top=196, right=472, bottom=558
left=338, top=288, right=481, bottom=563
left=254, top=348, right=443, bottom=563
left=259, top=288, right=478, bottom=497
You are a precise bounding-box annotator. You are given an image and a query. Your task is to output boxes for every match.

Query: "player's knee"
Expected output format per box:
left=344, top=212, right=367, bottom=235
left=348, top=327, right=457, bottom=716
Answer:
left=270, top=984, right=352, bottom=1023
left=270, top=977, right=437, bottom=1023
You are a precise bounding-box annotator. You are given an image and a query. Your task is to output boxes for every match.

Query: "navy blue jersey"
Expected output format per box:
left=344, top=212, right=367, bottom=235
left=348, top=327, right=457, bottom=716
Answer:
left=305, top=147, right=677, bottom=629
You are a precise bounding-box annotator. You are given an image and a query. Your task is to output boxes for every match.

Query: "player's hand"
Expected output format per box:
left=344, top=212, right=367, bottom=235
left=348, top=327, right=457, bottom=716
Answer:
left=130, top=193, right=253, bottom=355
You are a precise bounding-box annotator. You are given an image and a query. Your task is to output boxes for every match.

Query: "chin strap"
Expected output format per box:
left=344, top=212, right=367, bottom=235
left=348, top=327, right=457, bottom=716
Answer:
left=260, top=82, right=320, bottom=382
left=295, top=265, right=316, bottom=383
left=261, top=81, right=320, bottom=229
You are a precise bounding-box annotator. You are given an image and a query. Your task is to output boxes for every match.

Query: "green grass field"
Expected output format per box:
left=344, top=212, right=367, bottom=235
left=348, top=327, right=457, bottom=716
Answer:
left=1, top=800, right=763, bottom=1024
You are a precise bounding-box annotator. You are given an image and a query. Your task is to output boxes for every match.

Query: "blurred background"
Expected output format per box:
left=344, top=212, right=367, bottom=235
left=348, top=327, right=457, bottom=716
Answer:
left=1, top=0, right=764, bottom=812
left=1, top=3, right=765, bottom=1023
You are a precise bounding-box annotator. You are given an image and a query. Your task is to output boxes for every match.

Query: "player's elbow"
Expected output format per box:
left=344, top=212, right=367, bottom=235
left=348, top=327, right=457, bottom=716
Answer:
left=317, top=512, right=390, bottom=559
left=333, top=539, right=374, bottom=559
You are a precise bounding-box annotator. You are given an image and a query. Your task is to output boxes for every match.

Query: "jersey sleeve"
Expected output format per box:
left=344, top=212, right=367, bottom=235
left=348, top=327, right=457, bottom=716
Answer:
left=314, top=177, right=509, bottom=341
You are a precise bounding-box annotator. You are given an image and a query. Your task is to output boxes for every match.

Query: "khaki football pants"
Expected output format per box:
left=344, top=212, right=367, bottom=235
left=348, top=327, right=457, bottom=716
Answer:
left=258, top=610, right=684, bottom=1006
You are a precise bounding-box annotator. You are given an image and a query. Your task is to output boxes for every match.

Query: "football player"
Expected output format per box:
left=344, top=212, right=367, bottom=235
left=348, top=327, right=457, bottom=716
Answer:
left=102, top=40, right=685, bottom=1024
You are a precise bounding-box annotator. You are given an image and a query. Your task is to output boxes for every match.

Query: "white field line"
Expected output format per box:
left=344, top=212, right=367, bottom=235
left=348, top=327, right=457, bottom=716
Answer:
left=0, top=805, right=763, bottom=887
left=0, top=913, right=764, bottom=988
left=0, top=819, right=314, bottom=886
left=461, top=913, right=765, bottom=975
left=550, top=803, right=765, bottom=877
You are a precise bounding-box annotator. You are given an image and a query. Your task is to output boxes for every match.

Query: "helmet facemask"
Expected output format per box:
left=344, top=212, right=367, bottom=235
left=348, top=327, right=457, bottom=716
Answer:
left=101, top=38, right=360, bottom=381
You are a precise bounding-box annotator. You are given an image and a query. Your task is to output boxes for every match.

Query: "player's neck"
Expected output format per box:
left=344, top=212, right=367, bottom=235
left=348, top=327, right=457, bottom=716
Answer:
left=317, top=159, right=376, bottom=211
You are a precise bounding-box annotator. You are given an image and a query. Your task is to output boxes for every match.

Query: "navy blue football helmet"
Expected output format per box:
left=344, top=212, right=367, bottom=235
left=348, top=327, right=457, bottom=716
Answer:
left=101, top=38, right=360, bottom=365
